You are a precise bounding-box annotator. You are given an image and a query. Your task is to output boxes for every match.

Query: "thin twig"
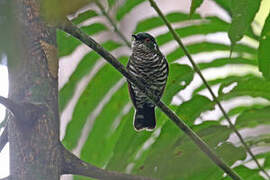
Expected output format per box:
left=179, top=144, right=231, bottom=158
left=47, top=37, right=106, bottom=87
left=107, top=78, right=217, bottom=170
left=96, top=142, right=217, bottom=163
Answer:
left=59, top=20, right=241, bottom=180
left=95, top=1, right=131, bottom=47
left=60, top=143, right=155, bottom=180
left=0, top=126, right=8, bottom=152
left=147, top=0, right=270, bottom=179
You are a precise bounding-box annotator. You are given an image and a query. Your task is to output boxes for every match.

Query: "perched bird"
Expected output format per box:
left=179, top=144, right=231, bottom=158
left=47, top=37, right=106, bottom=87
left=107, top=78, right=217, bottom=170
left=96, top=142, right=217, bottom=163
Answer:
left=127, top=32, right=169, bottom=131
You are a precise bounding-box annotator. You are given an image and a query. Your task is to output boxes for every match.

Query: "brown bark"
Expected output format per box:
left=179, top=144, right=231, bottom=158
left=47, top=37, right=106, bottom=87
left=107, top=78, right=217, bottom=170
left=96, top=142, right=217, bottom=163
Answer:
left=8, top=0, right=60, bottom=179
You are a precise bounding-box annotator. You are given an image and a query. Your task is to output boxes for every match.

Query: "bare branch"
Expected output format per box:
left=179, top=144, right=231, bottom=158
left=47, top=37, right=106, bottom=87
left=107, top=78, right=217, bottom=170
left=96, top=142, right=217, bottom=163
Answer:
left=0, top=96, right=47, bottom=127
left=60, top=143, right=155, bottom=180
left=0, top=176, right=10, bottom=180
left=147, top=0, right=270, bottom=179
left=0, top=126, right=8, bottom=152
left=58, top=20, right=241, bottom=180
left=0, top=96, right=19, bottom=116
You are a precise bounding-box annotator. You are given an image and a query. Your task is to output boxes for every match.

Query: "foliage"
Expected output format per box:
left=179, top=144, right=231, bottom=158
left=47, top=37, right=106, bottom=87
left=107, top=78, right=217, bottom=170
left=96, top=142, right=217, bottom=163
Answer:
left=57, top=0, right=270, bottom=179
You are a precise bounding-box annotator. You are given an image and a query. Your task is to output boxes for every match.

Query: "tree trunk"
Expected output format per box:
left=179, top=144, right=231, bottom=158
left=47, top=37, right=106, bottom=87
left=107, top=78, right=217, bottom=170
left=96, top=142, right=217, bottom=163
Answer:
left=8, top=0, right=60, bottom=179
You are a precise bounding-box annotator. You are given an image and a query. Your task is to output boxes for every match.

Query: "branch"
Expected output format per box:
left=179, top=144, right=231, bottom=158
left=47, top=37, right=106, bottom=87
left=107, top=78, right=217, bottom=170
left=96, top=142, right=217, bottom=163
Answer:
left=60, top=143, right=155, bottom=180
left=0, top=96, right=47, bottom=127
left=0, top=96, right=19, bottom=116
left=58, top=20, right=241, bottom=180
left=0, top=126, right=8, bottom=152
left=95, top=1, right=131, bottom=48
left=0, top=176, right=10, bottom=180
left=147, top=0, right=270, bottom=179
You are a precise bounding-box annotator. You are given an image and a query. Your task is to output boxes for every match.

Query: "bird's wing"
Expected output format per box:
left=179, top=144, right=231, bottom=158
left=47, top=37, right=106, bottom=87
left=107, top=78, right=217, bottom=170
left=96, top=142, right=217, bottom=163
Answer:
left=127, top=58, right=138, bottom=108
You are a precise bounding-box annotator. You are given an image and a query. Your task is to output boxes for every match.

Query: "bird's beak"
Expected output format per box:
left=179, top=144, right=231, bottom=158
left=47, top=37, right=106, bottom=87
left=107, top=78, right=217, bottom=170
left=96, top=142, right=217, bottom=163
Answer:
left=132, top=34, right=138, bottom=40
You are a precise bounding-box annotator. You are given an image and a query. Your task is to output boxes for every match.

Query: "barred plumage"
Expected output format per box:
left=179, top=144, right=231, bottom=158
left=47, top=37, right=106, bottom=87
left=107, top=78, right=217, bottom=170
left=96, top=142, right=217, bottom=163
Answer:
left=127, top=32, right=169, bottom=131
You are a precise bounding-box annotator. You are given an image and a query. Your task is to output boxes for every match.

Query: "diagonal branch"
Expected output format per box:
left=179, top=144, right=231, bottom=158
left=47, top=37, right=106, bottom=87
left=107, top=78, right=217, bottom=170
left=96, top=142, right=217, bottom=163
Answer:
left=95, top=1, right=131, bottom=48
left=0, top=96, right=19, bottom=116
left=59, top=20, right=241, bottom=180
left=147, top=0, right=270, bottom=179
left=60, top=143, right=155, bottom=180
left=0, top=176, right=10, bottom=180
left=0, top=126, right=8, bottom=152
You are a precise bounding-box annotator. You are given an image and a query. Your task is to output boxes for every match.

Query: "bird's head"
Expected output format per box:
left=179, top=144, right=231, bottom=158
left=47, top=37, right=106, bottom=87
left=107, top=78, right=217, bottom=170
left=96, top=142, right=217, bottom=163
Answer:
left=131, top=32, right=158, bottom=53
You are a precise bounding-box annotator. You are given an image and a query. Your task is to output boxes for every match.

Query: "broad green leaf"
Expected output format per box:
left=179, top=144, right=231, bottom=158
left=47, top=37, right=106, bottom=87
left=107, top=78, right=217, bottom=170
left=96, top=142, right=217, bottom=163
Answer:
left=218, top=104, right=267, bottom=121
left=57, top=30, right=81, bottom=57
left=134, top=12, right=201, bottom=33
left=167, top=42, right=256, bottom=63
left=212, top=0, right=231, bottom=15
left=116, top=0, right=145, bottom=21
left=218, top=75, right=270, bottom=101
left=176, top=95, right=215, bottom=126
left=80, top=84, right=130, bottom=167
left=59, top=41, right=122, bottom=112
left=236, top=106, right=270, bottom=129
left=163, top=64, right=194, bottom=103
left=228, top=0, right=261, bottom=45
left=71, top=10, right=98, bottom=25
left=156, top=16, right=229, bottom=46
left=193, top=74, right=254, bottom=96
left=106, top=110, right=153, bottom=171
left=57, top=23, right=107, bottom=57
left=224, top=166, right=264, bottom=180
left=62, top=57, right=127, bottom=150
left=108, top=0, right=118, bottom=7
left=135, top=121, right=243, bottom=180
left=190, top=0, right=204, bottom=16
left=81, top=23, right=107, bottom=35
left=258, top=14, right=270, bottom=79
left=198, top=57, right=257, bottom=70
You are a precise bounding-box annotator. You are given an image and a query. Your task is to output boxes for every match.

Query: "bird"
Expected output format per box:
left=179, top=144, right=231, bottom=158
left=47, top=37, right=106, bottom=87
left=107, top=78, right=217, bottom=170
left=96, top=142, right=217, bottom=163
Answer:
left=127, top=32, right=169, bottom=131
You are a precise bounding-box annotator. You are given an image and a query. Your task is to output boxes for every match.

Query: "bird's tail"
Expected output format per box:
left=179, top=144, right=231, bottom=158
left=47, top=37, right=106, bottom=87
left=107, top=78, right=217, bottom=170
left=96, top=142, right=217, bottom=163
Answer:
left=134, top=106, right=156, bottom=131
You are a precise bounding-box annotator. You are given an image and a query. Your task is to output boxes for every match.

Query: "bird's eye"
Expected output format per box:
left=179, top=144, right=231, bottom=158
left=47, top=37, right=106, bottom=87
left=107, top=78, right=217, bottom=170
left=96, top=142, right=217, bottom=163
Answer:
left=145, top=38, right=150, bottom=42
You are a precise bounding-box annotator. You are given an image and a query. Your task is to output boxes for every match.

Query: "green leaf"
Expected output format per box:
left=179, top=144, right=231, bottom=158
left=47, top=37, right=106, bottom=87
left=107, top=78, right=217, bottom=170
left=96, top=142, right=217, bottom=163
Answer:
left=106, top=110, right=153, bottom=171
left=62, top=57, right=128, bottom=150
left=156, top=16, right=229, bottom=46
left=59, top=41, right=122, bottom=112
left=218, top=75, right=270, bottom=101
left=190, top=0, right=204, bottom=16
left=228, top=0, right=261, bottom=45
left=167, top=42, right=256, bottom=63
left=80, top=84, right=130, bottom=167
left=163, top=64, right=194, bottom=104
left=81, top=23, right=107, bottom=35
left=71, top=10, right=98, bottom=25
left=135, top=12, right=201, bottom=33
left=224, top=166, right=264, bottom=180
left=258, top=14, right=270, bottom=79
left=57, top=30, right=81, bottom=57
left=236, top=106, right=270, bottom=129
left=218, top=104, right=267, bottom=121
left=198, top=57, right=257, bottom=70
left=176, top=95, right=215, bottom=126
left=116, top=0, right=145, bottom=21
left=135, top=121, right=243, bottom=180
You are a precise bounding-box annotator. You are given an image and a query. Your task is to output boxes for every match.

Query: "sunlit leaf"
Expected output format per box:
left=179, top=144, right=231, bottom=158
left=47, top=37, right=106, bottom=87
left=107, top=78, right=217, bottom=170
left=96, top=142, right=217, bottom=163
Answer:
left=190, top=0, right=204, bottom=16
left=116, top=0, right=145, bottom=21
left=71, top=10, right=98, bottom=25
left=236, top=106, right=270, bottom=129
left=59, top=41, right=122, bottom=112
left=258, top=14, right=270, bottom=80
left=228, top=0, right=261, bottom=46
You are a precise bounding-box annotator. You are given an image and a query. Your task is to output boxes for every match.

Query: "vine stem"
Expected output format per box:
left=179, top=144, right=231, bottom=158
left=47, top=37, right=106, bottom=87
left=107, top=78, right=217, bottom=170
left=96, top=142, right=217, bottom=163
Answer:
left=147, top=0, right=270, bottom=179
left=59, top=19, right=242, bottom=180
